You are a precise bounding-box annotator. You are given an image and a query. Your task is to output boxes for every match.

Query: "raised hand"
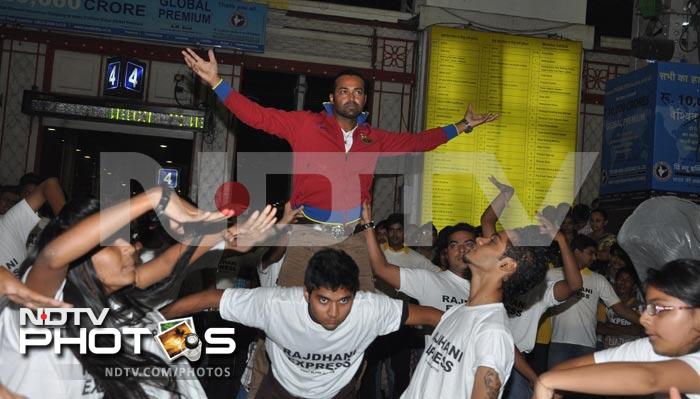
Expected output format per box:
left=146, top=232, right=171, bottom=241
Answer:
left=0, top=267, right=71, bottom=310
left=464, top=103, right=499, bottom=128
left=224, top=205, right=277, bottom=248
left=181, top=48, right=221, bottom=87
left=536, top=211, right=561, bottom=240
left=163, top=193, right=234, bottom=235
left=488, top=175, right=514, bottom=195
left=280, top=202, right=304, bottom=225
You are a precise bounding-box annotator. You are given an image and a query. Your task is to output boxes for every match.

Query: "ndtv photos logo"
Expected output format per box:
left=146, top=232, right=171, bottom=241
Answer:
left=19, top=308, right=236, bottom=360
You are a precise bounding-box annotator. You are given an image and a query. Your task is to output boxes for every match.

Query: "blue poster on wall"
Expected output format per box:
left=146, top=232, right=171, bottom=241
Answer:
left=600, top=66, right=656, bottom=194
left=0, top=0, right=267, bottom=52
left=601, top=62, right=700, bottom=195
left=652, top=63, right=700, bottom=192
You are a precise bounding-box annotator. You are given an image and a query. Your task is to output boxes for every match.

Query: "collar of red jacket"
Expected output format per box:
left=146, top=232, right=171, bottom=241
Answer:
left=322, top=102, right=370, bottom=125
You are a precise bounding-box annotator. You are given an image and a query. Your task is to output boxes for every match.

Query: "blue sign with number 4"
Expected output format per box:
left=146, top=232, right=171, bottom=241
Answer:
left=106, top=61, right=120, bottom=90
left=158, top=168, right=179, bottom=189
left=124, top=62, right=144, bottom=93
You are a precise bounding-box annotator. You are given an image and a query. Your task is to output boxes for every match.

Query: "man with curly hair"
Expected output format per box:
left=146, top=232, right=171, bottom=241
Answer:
left=401, top=227, right=549, bottom=399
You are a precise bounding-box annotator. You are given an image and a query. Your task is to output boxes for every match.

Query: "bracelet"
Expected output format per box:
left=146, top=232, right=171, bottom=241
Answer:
left=360, top=221, right=375, bottom=230
left=155, top=187, right=172, bottom=217
left=456, top=119, right=474, bottom=134
left=211, top=78, right=224, bottom=90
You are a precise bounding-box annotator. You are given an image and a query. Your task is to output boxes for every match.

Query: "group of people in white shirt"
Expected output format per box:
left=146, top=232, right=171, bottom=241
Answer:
left=0, top=173, right=698, bottom=399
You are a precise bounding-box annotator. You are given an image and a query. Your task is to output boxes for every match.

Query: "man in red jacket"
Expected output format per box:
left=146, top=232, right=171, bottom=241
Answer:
left=182, top=48, right=498, bottom=289
left=183, top=48, right=497, bottom=224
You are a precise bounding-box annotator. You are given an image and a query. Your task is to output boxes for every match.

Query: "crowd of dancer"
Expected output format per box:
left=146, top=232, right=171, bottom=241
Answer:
left=0, top=48, right=697, bottom=399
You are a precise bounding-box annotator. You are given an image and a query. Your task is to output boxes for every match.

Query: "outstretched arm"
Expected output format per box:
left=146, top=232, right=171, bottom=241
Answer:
left=535, top=213, right=583, bottom=302
left=534, top=360, right=700, bottom=399
left=362, top=203, right=401, bottom=289
left=610, top=302, right=641, bottom=325
left=25, top=177, right=65, bottom=215
left=26, top=187, right=233, bottom=298
left=135, top=206, right=275, bottom=289
left=551, top=354, right=595, bottom=371
left=405, top=303, right=443, bottom=327
left=160, top=288, right=224, bottom=319
left=182, top=48, right=302, bottom=140
left=0, top=267, right=71, bottom=309
left=377, top=105, right=499, bottom=154
left=480, top=176, right=514, bottom=238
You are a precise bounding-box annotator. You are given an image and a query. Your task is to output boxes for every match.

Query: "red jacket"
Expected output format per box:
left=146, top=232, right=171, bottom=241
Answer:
left=215, top=82, right=458, bottom=223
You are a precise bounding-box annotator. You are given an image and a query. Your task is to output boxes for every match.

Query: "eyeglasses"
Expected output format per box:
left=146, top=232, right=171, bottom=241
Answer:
left=638, top=303, right=697, bottom=316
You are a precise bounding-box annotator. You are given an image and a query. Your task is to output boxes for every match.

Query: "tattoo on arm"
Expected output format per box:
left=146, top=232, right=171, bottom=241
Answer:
left=484, top=369, right=501, bottom=399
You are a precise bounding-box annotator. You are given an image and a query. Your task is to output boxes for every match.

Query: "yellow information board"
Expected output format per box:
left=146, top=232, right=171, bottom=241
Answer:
left=421, top=27, right=582, bottom=230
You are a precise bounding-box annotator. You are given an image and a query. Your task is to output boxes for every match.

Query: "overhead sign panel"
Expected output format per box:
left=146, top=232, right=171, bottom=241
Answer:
left=0, top=0, right=267, bottom=52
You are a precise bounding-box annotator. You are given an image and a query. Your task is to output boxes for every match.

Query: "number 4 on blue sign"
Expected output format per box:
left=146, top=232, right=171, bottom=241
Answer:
left=158, top=168, right=179, bottom=189
left=107, top=62, right=120, bottom=90
left=124, top=62, right=144, bottom=93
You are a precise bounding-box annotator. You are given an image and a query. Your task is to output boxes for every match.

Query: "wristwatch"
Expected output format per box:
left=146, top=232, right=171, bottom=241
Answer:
left=456, top=119, right=474, bottom=134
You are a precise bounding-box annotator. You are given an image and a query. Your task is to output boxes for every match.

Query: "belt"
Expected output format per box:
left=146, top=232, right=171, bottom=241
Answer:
left=298, top=216, right=360, bottom=239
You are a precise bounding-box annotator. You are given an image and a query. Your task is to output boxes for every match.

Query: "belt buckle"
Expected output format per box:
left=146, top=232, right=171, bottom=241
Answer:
left=329, top=224, right=345, bottom=239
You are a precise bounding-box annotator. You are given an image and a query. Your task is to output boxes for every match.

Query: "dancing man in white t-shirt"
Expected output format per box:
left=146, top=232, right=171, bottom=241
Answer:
left=479, top=189, right=584, bottom=399
left=163, top=248, right=443, bottom=398
left=364, top=178, right=515, bottom=314
left=0, top=177, right=65, bottom=277
left=401, top=223, right=550, bottom=399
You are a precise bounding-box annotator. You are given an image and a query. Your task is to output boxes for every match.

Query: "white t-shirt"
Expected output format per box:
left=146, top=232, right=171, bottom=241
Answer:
left=383, top=244, right=441, bottom=273
left=0, top=200, right=40, bottom=315
left=399, top=268, right=470, bottom=312
left=508, top=269, right=562, bottom=353
left=603, top=302, right=639, bottom=348
left=0, top=273, right=206, bottom=398
left=595, top=338, right=700, bottom=399
left=257, top=253, right=284, bottom=288
left=219, top=286, right=403, bottom=399
left=0, top=200, right=40, bottom=276
left=550, top=268, right=620, bottom=347
left=341, top=126, right=357, bottom=153
left=401, top=303, right=514, bottom=399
